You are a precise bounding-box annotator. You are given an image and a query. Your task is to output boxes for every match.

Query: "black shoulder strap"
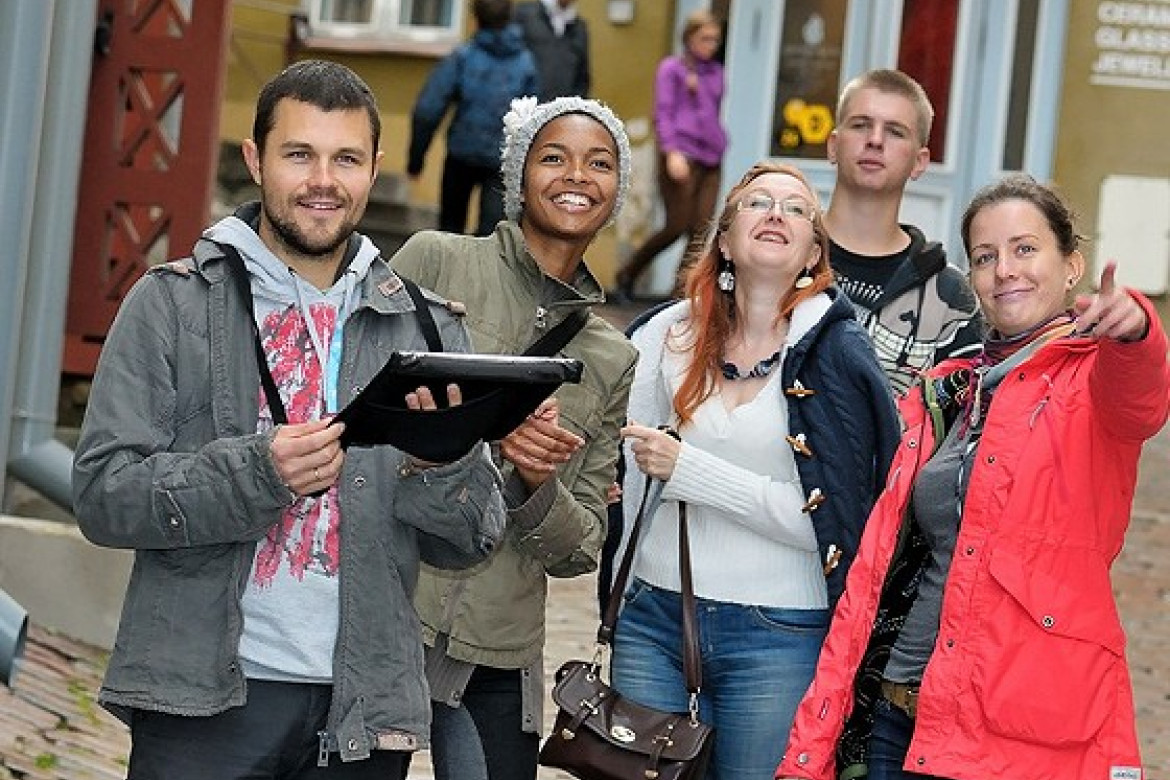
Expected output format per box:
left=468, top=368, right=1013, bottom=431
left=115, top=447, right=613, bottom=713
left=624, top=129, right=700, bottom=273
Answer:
left=222, top=246, right=445, bottom=423
left=399, top=276, right=444, bottom=351
left=222, top=245, right=288, bottom=423
left=221, top=245, right=288, bottom=425
left=523, top=309, right=588, bottom=357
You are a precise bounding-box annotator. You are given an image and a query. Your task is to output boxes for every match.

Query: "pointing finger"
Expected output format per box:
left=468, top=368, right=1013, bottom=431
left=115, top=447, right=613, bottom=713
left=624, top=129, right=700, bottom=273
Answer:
left=1098, top=261, right=1117, bottom=296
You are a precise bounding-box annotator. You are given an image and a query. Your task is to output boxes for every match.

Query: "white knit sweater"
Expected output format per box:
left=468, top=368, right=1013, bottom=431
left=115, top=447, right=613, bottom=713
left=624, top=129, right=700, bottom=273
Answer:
left=619, top=298, right=831, bottom=609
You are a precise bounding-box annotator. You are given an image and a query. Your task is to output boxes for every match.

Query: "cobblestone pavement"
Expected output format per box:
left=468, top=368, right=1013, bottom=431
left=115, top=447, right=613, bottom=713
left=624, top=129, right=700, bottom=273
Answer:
left=3, top=300, right=1169, bottom=779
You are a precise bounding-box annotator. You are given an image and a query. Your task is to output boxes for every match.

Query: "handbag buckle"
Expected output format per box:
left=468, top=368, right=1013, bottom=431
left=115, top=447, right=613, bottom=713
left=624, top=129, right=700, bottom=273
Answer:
left=610, top=725, right=636, bottom=743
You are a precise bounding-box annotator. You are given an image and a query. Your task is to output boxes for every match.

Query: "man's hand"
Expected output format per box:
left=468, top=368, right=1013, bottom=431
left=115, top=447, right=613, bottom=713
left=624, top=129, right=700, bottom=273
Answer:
left=500, top=397, right=584, bottom=491
left=605, top=481, right=622, bottom=505
left=1073, top=261, right=1149, bottom=342
left=403, top=383, right=464, bottom=468
left=270, top=418, right=345, bottom=496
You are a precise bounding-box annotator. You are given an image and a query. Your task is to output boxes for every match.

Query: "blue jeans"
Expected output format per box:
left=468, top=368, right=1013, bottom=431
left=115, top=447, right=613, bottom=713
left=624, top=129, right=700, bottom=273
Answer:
left=611, top=580, right=829, bottom=780
left=429, top=701, right=488, bottom=780
left=866, top=697, right=950, bottom=780
left=426, top=666, right=538, bottom=780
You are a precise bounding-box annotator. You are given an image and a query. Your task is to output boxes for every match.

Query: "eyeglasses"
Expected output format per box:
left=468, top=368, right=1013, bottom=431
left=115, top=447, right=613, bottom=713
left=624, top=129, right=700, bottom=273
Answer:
left=736, top=192, right=816, bottom=221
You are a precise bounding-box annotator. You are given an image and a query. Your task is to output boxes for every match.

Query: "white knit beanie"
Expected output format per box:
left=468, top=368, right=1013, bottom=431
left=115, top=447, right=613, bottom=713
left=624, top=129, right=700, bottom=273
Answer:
left=500, top=95, right=632, bottom=226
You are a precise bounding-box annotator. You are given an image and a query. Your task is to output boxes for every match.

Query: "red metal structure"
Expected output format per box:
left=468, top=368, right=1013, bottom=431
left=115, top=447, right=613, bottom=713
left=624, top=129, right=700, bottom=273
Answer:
left=64, top=0, right=231, bottom=376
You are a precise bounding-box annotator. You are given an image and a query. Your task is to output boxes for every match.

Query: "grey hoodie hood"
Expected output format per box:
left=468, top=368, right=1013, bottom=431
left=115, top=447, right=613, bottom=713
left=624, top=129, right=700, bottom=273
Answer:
left=202, top=202, right=379, bottom=314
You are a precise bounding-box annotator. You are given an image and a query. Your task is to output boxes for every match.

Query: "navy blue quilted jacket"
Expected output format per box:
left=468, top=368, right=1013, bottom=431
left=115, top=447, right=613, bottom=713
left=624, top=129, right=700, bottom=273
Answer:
left=779, top=288, right=901, bottom=604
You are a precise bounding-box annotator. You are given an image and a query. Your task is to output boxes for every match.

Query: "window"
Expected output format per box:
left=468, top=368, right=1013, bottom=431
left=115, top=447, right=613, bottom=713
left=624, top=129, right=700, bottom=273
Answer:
left=769, top=0, right=849, bottom=160
left=897, top=0, right=959, bottom=162
left=299, top=0, right=463, bottom=55
left=1002, top=0, right=1040, bottom=171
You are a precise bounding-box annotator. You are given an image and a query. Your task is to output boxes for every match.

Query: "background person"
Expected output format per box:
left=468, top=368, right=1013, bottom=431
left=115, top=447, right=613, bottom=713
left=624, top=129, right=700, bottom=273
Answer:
left=407, top=0, right=538, bottom=236
left=392, top=95, right=637, bottom=780
left=778, top=174, right=1169, bottom=780
left=825, top=69, right=981, bottom=395
left=611, top=161, right=900, bottom=780
left=513, top=0, right=590, bottom=101
left=613, top=10, right=727, bottom=301
left=71, top=60, right=504, bottom=780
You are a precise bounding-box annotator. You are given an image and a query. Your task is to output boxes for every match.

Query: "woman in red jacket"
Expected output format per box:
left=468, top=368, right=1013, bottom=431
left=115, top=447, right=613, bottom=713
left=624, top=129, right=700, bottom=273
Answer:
left=777, top=174, right=1170, bottom=780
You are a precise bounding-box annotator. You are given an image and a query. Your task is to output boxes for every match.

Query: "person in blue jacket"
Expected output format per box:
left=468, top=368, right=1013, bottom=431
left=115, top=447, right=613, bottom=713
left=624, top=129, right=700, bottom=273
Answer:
left=407, top=0, right=538, bottom=236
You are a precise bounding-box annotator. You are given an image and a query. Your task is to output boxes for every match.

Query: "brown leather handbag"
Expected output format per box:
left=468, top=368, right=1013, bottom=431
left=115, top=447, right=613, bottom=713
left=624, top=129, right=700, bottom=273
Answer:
left=539, top=477, right=714, bottom=780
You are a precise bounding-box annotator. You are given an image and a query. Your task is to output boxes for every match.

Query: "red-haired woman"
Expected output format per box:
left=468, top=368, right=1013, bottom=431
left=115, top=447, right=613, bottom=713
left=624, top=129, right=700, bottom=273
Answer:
left=610, top=162, right=900, bottom=779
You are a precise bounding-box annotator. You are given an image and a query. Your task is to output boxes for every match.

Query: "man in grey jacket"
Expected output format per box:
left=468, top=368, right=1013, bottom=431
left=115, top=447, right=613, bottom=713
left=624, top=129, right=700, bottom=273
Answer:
left=71, top=60, right=503, bottom=780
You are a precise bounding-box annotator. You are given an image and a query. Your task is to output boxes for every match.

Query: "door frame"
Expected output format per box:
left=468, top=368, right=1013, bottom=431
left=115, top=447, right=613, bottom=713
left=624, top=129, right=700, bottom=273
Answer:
left=713, top=0, right=1069, bottom=265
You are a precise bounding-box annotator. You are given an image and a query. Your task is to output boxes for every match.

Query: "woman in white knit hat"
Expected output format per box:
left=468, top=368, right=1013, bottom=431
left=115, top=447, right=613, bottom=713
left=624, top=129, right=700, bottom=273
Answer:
left=391, top=95, right=637, bottom=780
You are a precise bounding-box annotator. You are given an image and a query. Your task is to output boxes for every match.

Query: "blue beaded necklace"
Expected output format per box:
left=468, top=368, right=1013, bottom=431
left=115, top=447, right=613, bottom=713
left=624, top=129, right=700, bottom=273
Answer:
left=720, top=349, right=782, bottom=381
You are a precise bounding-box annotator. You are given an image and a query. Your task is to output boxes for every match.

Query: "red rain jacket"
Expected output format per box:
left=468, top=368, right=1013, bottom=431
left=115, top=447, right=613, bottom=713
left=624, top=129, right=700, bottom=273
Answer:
left=779, top=293, right=1169, bottom=780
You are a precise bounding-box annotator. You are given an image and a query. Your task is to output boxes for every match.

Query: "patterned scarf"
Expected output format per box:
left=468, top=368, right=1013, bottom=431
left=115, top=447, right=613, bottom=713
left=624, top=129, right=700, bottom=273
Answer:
left=931, top=311, right=1076, bottom=435
left=982, top=310, right=1076, bottom=367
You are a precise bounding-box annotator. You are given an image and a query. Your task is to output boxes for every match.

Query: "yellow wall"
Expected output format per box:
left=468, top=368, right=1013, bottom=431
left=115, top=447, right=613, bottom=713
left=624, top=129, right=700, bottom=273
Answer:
left=222, top=0, right=675, bottom=284
left=1054, top=2, right=1170, bottom=286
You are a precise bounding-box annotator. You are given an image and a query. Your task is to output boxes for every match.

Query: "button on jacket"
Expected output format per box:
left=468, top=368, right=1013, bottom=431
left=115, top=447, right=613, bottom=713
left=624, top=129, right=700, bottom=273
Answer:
left=778, top=292, right=1170, bottom=780
left=72, top=236, right=504, bottom=762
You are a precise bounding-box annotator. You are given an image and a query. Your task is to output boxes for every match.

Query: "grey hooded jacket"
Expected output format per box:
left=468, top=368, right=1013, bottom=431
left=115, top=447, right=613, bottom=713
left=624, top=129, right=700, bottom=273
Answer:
left=72, top=222, right=504, bottom=761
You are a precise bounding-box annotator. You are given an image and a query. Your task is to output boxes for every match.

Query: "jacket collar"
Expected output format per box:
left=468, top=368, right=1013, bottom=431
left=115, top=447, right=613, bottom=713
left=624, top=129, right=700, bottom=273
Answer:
left=191, top=230, right=409, bottom=317
left=494, top=221, right=605, bottom=309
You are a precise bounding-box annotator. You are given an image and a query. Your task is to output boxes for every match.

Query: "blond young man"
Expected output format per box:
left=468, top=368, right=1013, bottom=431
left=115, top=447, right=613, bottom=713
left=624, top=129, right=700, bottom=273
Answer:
left=825, top=69, right=981, bottom=395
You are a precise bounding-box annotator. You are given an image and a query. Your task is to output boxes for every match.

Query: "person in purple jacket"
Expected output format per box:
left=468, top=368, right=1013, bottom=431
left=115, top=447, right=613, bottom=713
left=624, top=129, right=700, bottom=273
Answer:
left=613, top=10, right=727, bottom=301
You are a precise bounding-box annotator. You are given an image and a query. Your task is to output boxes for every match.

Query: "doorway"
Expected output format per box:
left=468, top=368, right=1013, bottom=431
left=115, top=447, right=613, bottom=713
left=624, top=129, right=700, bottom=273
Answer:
left=716, top=0, right=1069, bottom=264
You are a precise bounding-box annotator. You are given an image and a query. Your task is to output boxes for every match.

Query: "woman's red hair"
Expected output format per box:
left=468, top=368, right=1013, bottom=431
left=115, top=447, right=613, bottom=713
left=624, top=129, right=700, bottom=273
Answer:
left=672, top=162, right=833, bottom=425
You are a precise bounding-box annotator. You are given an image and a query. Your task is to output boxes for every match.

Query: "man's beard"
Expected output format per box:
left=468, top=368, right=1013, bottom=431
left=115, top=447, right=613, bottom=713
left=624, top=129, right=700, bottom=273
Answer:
left=262, top=193, right=357, bottom=259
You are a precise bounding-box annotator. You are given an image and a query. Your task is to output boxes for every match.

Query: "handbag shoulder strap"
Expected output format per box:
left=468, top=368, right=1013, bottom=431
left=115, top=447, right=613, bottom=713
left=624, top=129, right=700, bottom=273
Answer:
left=676, top=502, right=701, bottom=694
left=523, top=308, right=588, bottom=357
left=600, top=432, right=702, bottom=695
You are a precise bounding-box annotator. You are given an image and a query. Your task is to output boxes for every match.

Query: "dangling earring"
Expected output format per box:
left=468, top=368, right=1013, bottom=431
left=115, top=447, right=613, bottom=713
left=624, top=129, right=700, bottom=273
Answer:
left=717, top=259, right=735, bottom=292
left=794, top=267, right=813, bottom=290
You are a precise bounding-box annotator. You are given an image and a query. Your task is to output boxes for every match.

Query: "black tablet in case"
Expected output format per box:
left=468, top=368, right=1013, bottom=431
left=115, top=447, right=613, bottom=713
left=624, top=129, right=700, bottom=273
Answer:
left=332, top=351, right=584, bottom=462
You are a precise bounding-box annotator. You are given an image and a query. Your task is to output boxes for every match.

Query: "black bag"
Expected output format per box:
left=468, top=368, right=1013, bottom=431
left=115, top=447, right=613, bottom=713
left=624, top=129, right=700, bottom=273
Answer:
left=332, top=351, right=582, bottom=461
left=539, top=475, right=714, bottom=780
left=541, top=660, right=713, bottom=780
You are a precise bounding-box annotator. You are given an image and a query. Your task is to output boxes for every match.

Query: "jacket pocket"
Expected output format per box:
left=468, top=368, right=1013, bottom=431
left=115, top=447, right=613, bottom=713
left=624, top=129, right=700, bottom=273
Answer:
left=973, top=544, right=1124, bottom=746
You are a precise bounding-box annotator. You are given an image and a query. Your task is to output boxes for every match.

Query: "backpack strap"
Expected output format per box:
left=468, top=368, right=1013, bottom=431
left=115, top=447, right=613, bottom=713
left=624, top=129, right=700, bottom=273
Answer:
left=922, top=375, right=947, bottom=455
left=921, top=368, right=974, bottom=455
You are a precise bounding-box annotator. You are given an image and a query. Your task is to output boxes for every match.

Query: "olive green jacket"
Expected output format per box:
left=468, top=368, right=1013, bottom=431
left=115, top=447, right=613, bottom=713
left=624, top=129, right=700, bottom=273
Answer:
left=391, top=222, right=636, bottom=668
